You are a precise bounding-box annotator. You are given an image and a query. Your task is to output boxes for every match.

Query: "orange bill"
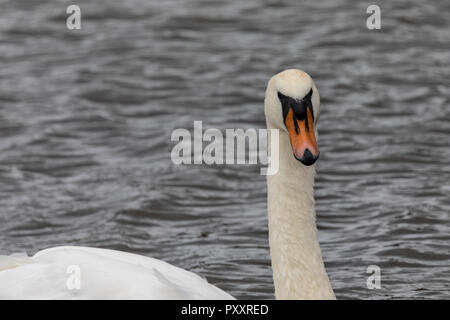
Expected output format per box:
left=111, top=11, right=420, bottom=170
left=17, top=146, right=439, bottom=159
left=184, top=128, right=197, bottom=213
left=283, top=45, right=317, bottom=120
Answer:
left=285, top=108, right=319, bottom=164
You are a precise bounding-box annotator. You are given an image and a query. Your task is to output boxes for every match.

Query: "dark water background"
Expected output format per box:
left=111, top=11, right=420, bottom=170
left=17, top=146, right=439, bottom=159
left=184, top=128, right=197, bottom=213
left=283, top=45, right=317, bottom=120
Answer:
left=0, top=0, right=449, bottom=299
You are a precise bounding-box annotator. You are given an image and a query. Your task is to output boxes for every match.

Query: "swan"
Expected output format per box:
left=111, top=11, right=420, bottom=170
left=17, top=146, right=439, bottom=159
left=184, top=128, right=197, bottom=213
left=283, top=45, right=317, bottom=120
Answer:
left=0, top=69, right=334, bottom=300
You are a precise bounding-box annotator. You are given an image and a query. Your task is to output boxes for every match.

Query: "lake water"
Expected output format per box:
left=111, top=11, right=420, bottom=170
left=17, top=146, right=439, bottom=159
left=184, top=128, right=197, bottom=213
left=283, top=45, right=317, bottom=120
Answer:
left=0, top=0, right=449, bottom=299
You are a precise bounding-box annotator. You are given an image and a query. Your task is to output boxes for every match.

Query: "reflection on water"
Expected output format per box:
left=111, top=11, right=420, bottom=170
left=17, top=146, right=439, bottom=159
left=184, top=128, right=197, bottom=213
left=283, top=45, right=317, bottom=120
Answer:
left=0, top=0, right=449, bottom=299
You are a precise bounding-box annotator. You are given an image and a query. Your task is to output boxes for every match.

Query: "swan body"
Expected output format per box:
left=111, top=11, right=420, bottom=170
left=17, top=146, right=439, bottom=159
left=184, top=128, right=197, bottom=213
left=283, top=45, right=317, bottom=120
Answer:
left=0, top=69, right=335, bottom=299
left=0, top=246, right=233, bottom=299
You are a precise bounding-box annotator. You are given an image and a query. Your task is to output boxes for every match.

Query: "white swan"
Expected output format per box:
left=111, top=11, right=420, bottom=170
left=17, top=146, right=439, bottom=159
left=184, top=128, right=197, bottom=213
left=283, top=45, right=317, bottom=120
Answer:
left=0, top=69, right=334, bottom=300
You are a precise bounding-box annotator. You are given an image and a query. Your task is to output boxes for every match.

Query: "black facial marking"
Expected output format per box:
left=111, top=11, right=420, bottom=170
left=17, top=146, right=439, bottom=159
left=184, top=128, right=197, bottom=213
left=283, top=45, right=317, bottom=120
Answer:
left=278, top=89, right=314, bottom=133
left=293, top=114, right=300, bottom=134
left=277, top=92, right=291, bottom=124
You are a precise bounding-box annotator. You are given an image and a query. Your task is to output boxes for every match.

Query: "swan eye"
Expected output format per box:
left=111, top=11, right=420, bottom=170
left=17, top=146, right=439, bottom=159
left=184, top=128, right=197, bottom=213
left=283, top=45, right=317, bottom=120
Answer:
left=277, top=92, right=291, bottom=123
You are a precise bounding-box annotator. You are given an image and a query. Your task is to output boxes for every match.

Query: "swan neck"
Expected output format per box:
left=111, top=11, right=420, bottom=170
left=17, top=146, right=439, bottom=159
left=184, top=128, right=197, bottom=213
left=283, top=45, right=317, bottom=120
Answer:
left=266, top=128, right=335, bottom=299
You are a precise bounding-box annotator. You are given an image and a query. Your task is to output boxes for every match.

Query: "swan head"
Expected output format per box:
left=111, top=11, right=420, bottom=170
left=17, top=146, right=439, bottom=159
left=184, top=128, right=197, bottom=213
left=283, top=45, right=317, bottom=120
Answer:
left=264, top=69, right=321, bottom=166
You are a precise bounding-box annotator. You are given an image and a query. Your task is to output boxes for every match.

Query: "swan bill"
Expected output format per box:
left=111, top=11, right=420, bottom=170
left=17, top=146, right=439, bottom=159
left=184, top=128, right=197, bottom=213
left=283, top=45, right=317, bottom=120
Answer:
left=285, top=107, right=319, bottom=166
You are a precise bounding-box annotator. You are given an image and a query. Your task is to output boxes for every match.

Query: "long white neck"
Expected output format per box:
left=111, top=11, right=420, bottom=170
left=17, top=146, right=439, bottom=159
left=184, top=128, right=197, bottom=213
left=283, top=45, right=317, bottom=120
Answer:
left=267, top=128, right=335, bottom=299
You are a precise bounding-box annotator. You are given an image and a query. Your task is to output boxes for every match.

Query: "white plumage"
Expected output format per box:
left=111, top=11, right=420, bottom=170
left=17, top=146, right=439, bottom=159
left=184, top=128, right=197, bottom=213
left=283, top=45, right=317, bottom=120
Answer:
left=0, top=246, right=233, bottom=299
left=0, top=69, right=335, bottom=300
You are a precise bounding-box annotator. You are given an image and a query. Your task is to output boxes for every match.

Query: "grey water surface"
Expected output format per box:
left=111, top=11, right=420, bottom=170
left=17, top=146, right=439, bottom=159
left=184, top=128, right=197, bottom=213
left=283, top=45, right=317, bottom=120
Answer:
left=0, top=0, right=449, bottom=299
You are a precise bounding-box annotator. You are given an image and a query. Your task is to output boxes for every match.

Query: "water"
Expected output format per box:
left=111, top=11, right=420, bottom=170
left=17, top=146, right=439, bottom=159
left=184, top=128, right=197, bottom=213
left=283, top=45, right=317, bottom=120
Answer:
left=0, top=0, right=449, bottom=299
